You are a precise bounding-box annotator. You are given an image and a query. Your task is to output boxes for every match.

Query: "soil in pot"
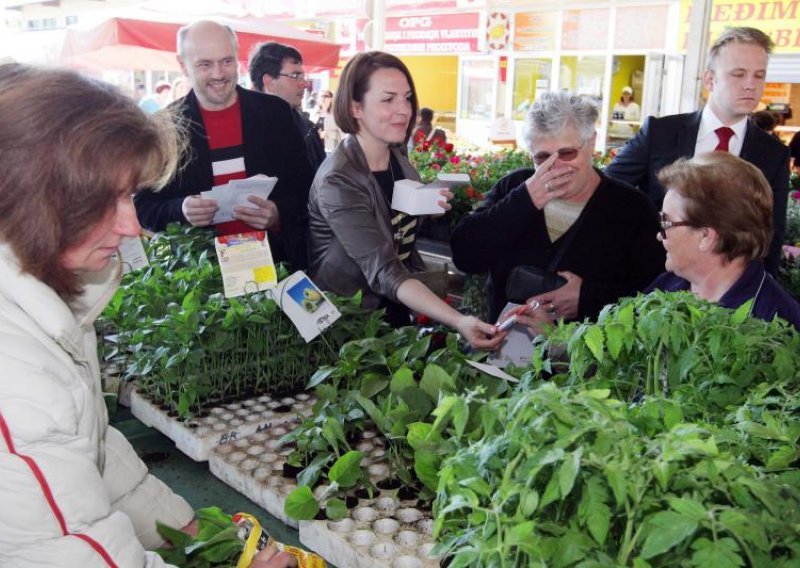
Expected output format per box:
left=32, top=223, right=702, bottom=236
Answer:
left=282, top=463, right=303, bottom=479
left=377, top=477, right=402, bottom=491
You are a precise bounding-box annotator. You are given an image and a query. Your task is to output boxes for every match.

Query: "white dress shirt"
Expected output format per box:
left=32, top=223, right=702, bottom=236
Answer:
left=694, top=105, right=748, bottom=157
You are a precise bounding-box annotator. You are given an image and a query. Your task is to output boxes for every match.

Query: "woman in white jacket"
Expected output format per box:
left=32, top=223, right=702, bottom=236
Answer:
left=0, top=64, right=293, bottom=568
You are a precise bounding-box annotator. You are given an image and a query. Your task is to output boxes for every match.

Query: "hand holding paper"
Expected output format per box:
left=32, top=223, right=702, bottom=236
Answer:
left=201, top=175, right=278, bottom=225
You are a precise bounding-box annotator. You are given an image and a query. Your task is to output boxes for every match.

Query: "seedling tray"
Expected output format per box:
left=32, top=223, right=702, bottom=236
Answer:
left=299, top=493, right=439, bottom=568
left=209, top=426, right=300, bottom=528
left=130, top=390, right=314, bottom=461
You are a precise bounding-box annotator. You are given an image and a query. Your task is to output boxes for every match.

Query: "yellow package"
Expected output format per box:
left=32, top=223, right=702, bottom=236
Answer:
left=233, top=512, right=326, bottom=568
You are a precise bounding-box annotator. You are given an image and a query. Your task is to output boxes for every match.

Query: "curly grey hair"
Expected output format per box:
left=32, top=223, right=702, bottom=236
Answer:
left=523, top=91, right=598, bottom=150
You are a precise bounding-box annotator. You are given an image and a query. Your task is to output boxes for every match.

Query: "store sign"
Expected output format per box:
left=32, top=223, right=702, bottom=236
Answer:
left=514, top=12, right=558, bottom=51
left=680, top=0, right=800, bottom=53
left=387, top=0, right=458, bottom=12
left=384, top=13, right=482, bottom=53
left=562, top=9, right=609, bottom=50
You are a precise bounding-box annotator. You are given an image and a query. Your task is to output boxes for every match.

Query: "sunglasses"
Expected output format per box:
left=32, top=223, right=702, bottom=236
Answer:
left=532, top=141, right=586, bottom=166
left=658, top=211, right=693, bottom=239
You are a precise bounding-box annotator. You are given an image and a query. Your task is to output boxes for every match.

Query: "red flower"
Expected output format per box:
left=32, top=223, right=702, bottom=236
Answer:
left=431, top=163, right=441, bottom=170
left=792, top=190, right=800, bottom=201
left=466, top=187, right=475, bottom=199
left=445, top=143, right=454, bottom=152
left=416, top=313, right=432, bottom=325
left=450, top=156, right=460, bottom=164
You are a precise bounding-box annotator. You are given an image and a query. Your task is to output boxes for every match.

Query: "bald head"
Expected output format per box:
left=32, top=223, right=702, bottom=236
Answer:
left=176, top=20, right=240, bottom=111
left=177, top=20, right=237, bottom=60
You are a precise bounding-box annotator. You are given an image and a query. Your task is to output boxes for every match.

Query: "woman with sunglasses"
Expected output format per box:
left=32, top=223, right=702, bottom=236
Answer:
left=648, top=152, right=800, bottom=329
left=451, top=91, right=664, bottom=332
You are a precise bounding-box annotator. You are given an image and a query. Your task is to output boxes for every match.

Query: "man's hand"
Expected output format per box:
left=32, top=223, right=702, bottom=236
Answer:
left=182, top=195, right=219, bottom=227
left=233, top=195, right=280, bottom=230
left=517, top=271, right=583, bottom=333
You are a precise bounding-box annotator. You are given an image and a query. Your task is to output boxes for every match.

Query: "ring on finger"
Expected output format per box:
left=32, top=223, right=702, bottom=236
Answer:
left=545, top=181, right=551, bottom=191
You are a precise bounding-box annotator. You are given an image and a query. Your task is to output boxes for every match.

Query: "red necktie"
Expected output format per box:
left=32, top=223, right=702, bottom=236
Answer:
left=714, top=126, right=734, bottom=152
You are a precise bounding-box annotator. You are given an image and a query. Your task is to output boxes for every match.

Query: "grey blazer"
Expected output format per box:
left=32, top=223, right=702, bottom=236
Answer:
left=308, top=135, right=425, bottom=309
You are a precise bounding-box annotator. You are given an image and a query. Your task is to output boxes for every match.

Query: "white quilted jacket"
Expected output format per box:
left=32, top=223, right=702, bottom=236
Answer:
left=0, top=244, right=194, bottom=567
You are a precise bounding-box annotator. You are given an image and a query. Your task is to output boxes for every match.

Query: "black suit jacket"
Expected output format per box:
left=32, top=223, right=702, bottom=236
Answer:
left=134, top=86, right=314, bottom=269
left=605, top=110, right=790, bottom=273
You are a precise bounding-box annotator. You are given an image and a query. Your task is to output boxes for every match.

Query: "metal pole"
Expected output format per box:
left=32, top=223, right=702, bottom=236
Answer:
left=679, top=0, right=713, bottom=113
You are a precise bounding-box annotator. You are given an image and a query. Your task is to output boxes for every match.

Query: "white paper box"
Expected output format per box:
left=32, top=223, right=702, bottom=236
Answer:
left=436, top=172, right=471, bottom=187
left=391, top=179, right=446, bottom=216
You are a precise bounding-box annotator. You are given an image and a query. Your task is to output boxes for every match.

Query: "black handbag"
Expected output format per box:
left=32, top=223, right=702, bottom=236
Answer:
left=505, top=266, right=567, bottom=304
left=505, top=209, right=587, bottom=304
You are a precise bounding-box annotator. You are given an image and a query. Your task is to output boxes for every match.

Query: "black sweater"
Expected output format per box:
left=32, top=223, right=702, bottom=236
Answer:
left=451, top=168, right=665, bottom=321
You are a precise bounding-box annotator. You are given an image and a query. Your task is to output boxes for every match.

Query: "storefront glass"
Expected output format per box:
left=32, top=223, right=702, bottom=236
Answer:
left=512, top=58, right=552, bottom=120
left=459, top=58, right=495, bottom=120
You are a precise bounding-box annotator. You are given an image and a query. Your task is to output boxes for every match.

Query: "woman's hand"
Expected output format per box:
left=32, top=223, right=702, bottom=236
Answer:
left=527, top=271, right=583, bottom=323
left=437, top=188, right=454, bottom=211
left=251, top=544, right=298, bottom=568
left=454, top=315, right=506, bottom=350
left=525, top=153, right=576, bottom=210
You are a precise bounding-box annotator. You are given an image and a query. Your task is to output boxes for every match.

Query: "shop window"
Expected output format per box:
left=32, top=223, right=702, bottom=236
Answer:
left=459, top=59, right=494, bottom=120
left=512, top=58, right=552, bottom=120
left=559, top=55, right=605, bottom=106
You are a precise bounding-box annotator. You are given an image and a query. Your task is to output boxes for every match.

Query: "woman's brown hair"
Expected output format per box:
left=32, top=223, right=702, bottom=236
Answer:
left=657, top=152, right=772, bottom=262
left=333, top=51, right=418, bottom=144
left=0, top=63, right=182, bottom=299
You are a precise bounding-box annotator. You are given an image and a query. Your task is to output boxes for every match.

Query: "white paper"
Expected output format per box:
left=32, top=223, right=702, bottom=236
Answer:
left=271, top=271, right=341, bottom=343
left=488, top=302, right=536, bottom=368
left=201, top=174, right=278, bottom=224
left=116, top=236, right=149, bottom=274
left=465, top=360, right=520, bottom=383
left=391, top=179, right=446, bottom=216
left=214, top=232, right=277, bottom=298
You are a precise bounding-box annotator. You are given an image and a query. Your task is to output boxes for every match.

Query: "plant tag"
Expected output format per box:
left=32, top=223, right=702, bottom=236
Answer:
left=214, top=231, right=277, bottom=298
left=114, top=236, right=149, bottom=274
left=271, top=271, right=340, bottom=343
left=465, top=360, right=519, bottom=383
left=488, top=302, right=536, bottom=368
left=391, top=179, right=447, bottom=215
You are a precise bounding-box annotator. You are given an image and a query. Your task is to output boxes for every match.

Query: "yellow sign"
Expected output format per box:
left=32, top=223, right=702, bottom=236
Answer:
left=680, top=0, right=800, bottom=53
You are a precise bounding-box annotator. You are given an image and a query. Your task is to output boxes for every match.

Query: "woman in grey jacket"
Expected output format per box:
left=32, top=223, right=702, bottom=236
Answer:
left=308, top=52, right=501, bottom=349
left=0, top=64, right=293, bottom=568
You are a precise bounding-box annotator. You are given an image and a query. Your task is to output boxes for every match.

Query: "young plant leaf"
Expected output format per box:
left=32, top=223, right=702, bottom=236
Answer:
left=640, top=511, right=698, bottom=559
left=325, top=498, right=348, bottom=520
left=285, top=485, right=320, bottom=520
left=327, top=451, right=365, bottom=488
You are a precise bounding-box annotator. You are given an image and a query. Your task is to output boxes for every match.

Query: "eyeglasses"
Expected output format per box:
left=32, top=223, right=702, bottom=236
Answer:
left=278, top=72, right=307, bottom=82
left=532, top=142, right=586, bottom=166
left=659, top=211, right=693, bottom=239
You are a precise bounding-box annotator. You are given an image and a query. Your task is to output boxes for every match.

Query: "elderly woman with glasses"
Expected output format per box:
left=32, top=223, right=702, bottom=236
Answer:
left=451, top=91, right=665, bottom=332
left=648, top=152, right=800, bottom=329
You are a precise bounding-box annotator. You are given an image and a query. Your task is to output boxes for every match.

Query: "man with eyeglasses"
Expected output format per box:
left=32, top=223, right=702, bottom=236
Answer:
left=605, top=27, right=789, bottom=274
left=134, top=20, right=314, bottom=269
left=248, top=42, right=327, bottom=171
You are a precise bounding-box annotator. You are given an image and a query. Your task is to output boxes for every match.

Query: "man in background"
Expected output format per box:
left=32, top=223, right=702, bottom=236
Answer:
left=605, top=27, right=790, bottom=273
left=248, top=42, right=326, bottom=171
left=134, top=20, right=313, bottom=269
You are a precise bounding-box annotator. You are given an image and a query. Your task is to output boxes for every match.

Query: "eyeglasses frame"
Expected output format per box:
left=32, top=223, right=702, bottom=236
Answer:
left=658, top=211, right=693, bottom=239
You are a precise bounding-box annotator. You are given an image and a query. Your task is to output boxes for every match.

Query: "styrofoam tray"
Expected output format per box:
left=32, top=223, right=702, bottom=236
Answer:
left=300, top=493, right=439, bottom=568
left=209, top=425, right=300, bottom=527
left=130, top=389, right=315, bottom=461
